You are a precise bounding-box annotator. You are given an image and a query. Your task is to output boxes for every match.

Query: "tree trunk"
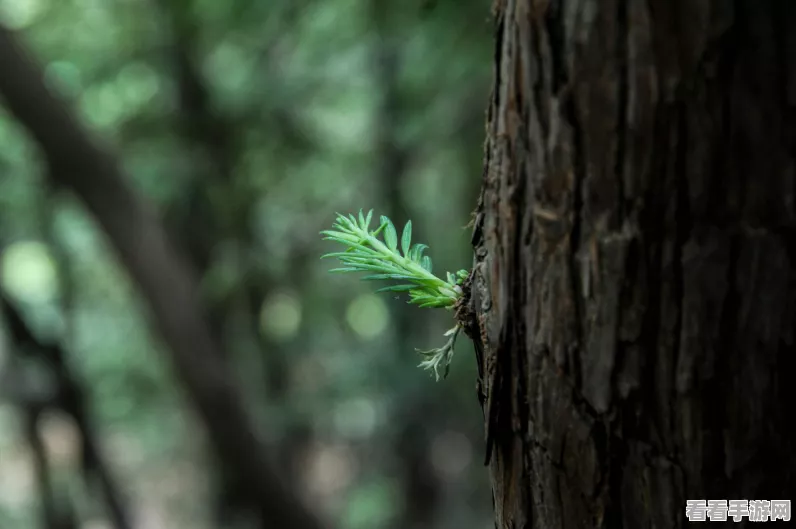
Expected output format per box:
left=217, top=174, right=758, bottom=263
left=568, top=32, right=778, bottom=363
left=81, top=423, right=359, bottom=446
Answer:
left=470, top=1, right=796, bottom=527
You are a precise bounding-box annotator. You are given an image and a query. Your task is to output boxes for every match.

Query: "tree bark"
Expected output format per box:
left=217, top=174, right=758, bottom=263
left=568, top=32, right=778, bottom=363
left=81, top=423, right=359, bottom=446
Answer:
left=470, top=1, right=796, bottom=528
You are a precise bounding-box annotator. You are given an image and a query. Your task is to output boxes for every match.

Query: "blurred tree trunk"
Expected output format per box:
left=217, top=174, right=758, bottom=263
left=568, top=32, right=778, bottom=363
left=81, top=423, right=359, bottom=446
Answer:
left=157, top=5, right=318, bottom=524
left=370, top=3, right=442, bottom=528
left=470, top=1, right=796, bottom=528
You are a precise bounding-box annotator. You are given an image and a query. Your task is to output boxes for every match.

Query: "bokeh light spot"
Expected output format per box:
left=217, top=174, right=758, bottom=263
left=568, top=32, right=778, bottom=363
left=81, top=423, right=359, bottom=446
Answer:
left=345, top=293, right=387, bottom=339
left=333, top=398, right=377, bottom=439
left=0, top=0, right=47, bottom=29
left=431, top=430, right=472, bottom=480
left=0, top=241, right=59, bottom=303
left=259, top=291, right=302, bottom=341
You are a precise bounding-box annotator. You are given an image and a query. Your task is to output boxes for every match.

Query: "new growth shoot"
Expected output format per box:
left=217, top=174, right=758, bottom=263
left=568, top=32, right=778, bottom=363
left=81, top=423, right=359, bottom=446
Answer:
left=321, top=210, right=469, bottom=380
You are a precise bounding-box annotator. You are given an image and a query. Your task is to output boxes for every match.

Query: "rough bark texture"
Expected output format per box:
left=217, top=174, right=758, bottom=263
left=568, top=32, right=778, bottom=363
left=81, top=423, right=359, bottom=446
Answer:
left=470, top=1, right=796, bottom=528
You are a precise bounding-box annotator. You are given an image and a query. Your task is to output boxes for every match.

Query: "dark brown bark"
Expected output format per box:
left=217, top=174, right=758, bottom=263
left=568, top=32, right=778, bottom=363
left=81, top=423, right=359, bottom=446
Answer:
left=0, top=24, right=328, bottom=529
left=471, top=1, right=796, bottom=528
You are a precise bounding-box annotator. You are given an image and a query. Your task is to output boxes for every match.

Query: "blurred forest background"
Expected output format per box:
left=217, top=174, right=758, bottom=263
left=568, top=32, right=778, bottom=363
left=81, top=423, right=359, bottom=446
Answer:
left=0, top=0, right=494, bottom=528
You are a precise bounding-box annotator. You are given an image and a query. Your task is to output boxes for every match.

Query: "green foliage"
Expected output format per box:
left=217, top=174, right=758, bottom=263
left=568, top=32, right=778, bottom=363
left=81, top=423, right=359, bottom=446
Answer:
left=322, top=210, right=469, bottom=380
left=342, top=477, right=401, bottom=529
left=321, top=210, right=464, bottom=308
left=0, top=0, right=494, bottom=524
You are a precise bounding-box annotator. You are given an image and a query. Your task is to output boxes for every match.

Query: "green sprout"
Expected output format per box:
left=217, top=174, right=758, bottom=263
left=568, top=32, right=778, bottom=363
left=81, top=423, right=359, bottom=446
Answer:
left=321, top=209, right=469, bottom=380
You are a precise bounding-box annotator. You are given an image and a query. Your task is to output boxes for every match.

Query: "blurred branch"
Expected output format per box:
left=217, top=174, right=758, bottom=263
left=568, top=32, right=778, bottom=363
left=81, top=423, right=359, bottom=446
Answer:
left=0, top=291, right=126, bottom=529
left=25, top=407, right=60, bottom=529
left=0, top=23, right=327, bottom=529
left=160, top=0, right=239, bottom=341
left=156, top=0, right=308, bottom=287
left=24, top=405, right=78, bottom=529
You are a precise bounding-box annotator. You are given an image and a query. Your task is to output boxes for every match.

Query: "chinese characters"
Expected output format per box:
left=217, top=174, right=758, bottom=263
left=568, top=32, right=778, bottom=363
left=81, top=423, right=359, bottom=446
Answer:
left=686, top=500, right=791, bottom=522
